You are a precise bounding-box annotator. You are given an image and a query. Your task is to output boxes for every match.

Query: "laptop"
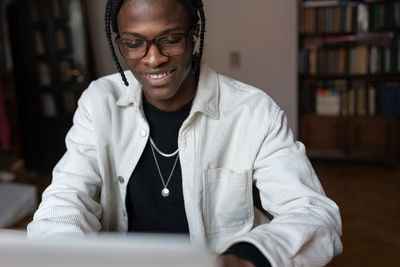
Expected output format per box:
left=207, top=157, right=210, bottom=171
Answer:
left=0, top=231, right=219, bottom=267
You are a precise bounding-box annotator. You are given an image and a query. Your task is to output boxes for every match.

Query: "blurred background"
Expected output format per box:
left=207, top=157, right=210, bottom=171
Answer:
left=0, top=0, right=399, bottom=266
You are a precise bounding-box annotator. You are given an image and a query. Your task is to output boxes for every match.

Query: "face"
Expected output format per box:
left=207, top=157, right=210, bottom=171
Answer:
left=117, top=0, right=199, bottom=111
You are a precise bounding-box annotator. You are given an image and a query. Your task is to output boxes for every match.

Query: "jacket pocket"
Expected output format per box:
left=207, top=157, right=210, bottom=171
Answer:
left=204, top=168, right=253, bottom=233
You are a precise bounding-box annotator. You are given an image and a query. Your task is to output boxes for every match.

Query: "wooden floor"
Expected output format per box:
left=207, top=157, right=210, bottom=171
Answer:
left=2, top=154, right=400, bottom=266
left=313, top=160, right=400, bottom=267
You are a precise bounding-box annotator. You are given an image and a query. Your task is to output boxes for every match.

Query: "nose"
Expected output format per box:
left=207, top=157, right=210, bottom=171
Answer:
left=141, top=43, right=168, bottom=67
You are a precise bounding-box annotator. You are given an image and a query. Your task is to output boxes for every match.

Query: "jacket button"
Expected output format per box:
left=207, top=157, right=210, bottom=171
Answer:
left=118, top=176, right=124, bottom=184
left=140, top=129, right=147, bottom=137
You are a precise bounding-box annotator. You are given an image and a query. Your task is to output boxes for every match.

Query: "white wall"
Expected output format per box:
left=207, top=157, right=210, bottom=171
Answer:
left=203, top=0, right=298, bottom=136
left=85, top=0, right=298, bottom=136
left=86, top=0, right=124, bottom=77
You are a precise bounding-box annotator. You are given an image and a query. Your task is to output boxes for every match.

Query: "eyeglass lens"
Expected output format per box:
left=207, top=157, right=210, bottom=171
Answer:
left=118, top=34, right=187, bottom=60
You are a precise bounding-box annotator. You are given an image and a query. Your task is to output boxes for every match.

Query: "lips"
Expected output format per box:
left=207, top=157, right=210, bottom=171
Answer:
left=146, top=70, right=173, bottom=79
left=142, top=69, right=176, bottom=87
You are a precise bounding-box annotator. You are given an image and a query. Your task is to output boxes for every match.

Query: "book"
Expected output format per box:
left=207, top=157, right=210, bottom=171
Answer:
left=56, top=29, right=68, bottom=52
left=31, top=3, right=39, bottom=23
left=349, top=46, right=368, bottom=74
left=41, top=93, right=57, bottom=117
left=318, top=7, right=324, bottom=33
left=338, top=48, right=347, bottom=74
left=346, top=4, right=353, bottom=32
left=379, top=47, right=385, bottom=73
left=357, top=4, right=369, bottom=32
left=299, top=49, right=309, bottom=75
left=369, top=46, right=378, bottom=74
left=390, top=35, right=398, bottom=73
left=384, top=47, right=391, bottom=73
left=328, top=50, right=336, bottom=74
left=309, top=49, right=318, bottom=75
left=316, top=88, right=341, bottom=115
left=59, top=60, right=72, bottom=83
left=63, top=92, right=76, bottom=113
left=395, top=4, right=400, bottom=28
left=348, top=88, right=356, bottom=115
left=356, top=83, right=367, bottom=115
left=303, top=1, right=340, bottom=8
left=368, top=85, right=376, bottom=115
left=38, top=62, right=51, bottom=86
left=398, top=34, right=400, bottom=72
left=340, top=89, right=348, bottom=115
left=334, top=6, right=341, bottom=32
left=53, top=0, right=62, bottom=19
left=34, top=32, right=45, bottom=55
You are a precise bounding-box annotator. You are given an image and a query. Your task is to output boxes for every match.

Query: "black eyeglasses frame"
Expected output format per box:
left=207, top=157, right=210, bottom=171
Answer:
left=115, top=27, right=195, bottom=60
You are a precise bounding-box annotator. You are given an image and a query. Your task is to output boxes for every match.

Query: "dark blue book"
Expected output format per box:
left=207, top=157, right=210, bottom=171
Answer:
left=377, top=87, right=388, bottom=115
left=377, top=84, right=400, bottom=115
left=388, top=3, right=395, bottom=29
left=390, top=36, right=398, bottom=73
left=340, top=5, right=347, bottom=32
left=395, top=89, right=400, bottom=115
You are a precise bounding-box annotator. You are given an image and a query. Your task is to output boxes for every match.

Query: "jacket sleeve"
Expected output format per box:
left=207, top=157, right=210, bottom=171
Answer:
left=27, top=89, right=102, bottom=238
left=230, top=108, right=343, bottom=267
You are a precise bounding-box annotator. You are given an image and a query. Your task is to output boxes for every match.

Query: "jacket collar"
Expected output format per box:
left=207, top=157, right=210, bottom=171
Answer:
left=190, top=61, right=219, bottom=120
left=116, top=61, right=219, bottom=120
left=116, top=71, right=141, bottom=108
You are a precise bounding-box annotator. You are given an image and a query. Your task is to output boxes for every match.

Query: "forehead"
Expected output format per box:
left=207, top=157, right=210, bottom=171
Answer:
left=117, top=0, right=191, bottom=36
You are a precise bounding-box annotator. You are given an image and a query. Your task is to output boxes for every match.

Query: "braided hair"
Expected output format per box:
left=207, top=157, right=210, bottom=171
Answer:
left=105, top=0, right=206, bottom=86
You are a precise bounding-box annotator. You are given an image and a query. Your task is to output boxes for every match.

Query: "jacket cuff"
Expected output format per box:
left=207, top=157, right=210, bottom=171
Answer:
left=222, top=242, right=272, bottom=267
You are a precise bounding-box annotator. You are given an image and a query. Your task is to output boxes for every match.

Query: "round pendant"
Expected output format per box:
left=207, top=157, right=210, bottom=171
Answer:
left=161, top=188, right=170, bottom=197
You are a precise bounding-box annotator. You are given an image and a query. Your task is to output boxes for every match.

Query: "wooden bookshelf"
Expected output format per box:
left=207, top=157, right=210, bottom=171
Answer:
left=5, top=0, right=94, bottom=172
left=298, top=0, right=400, bottom=162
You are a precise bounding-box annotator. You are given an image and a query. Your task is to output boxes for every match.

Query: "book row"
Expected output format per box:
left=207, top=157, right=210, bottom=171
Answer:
left=37, top=60, right=85, bottom=87
left=300, top=2, right=400, bottom=34
left=41, top=91, right=78, bottom=117
left=299, top=38, right=400, bottom=75
left=31, top=0, right=71, bottom=23
left=34, top=29, right=70, bottom=56
left=300, top=80, right=400, bottom=116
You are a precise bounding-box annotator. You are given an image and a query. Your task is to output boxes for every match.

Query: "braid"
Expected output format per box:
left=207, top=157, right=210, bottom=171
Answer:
left=193, top=0, right=206, bottom=77
left=105, top=0, right=129, bottom=86
left=175, top=0, right=206, bottom=76
left=105, top=0, right=206, bottom=86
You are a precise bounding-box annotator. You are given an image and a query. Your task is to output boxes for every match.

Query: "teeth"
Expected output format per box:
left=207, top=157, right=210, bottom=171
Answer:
left=148, top=71, right=171, bottom=79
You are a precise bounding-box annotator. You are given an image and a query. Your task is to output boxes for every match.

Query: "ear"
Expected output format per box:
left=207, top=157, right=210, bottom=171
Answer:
left=191, top=24, right=200, bottom=55
left=192, top=23, right=200, bottom=41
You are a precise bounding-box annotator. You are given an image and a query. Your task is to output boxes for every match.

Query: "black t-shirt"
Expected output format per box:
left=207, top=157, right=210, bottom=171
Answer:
left=125, top=97, right=191, bottom=233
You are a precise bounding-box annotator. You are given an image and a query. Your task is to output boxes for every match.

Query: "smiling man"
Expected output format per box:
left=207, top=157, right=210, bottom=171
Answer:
left=28, top=1, right=343, bottom=266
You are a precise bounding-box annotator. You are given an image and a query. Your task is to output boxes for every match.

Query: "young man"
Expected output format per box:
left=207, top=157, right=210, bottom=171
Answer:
left=28, top=0, right=343, bottom=266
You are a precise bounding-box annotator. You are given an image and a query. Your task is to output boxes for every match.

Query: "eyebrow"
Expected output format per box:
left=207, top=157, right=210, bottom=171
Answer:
left=121, top=26, right=186, bottom=37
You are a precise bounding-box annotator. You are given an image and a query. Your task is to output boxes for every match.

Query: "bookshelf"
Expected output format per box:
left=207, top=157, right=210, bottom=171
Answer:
left=5, top=0, right=94, bottom=172
left=298, top=0, right=400, bottom=161
left=0, top=3, right=20, bottom=159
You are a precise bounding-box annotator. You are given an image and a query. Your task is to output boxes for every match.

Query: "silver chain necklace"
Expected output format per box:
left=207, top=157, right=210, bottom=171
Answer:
left=150, top=137, right=179, bottom=157
left=150, top=138, right=179, bottom=197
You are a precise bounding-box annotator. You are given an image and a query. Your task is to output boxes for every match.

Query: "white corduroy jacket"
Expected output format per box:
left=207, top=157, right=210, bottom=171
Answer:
left=28, top=62, right=342, bottom=266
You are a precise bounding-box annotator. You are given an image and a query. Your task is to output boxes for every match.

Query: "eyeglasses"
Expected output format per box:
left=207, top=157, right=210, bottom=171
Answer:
left=115, top=29, right=193, bottom=60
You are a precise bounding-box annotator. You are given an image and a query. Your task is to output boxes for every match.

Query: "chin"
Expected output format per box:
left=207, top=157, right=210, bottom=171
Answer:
left=146, top=86, right=179, bottom=101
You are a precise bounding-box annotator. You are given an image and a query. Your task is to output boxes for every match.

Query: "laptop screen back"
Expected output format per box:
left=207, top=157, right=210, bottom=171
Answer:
left=0, top=231, right=218, bottom=267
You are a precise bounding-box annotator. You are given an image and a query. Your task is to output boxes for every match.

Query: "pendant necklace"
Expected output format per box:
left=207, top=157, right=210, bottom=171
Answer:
left=150, top=137, right=179, bottom=197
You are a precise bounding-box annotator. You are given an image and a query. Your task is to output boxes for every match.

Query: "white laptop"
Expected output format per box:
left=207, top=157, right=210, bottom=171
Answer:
left=0, top=231, right=219, bottom=267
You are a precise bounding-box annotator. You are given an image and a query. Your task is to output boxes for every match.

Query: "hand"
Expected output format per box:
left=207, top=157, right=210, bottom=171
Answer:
left=219, top=254, right=255, bottom=267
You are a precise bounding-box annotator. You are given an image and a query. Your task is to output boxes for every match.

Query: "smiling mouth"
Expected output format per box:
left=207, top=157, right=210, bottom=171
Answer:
left=145, top=70, right=174, bottom=80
